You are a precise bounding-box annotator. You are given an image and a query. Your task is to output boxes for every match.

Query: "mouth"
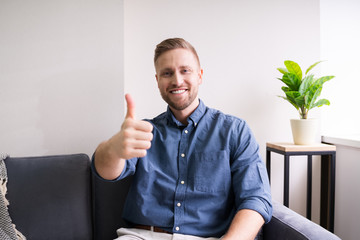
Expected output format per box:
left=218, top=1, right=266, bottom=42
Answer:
left=170, top=89, right=187, bottom=94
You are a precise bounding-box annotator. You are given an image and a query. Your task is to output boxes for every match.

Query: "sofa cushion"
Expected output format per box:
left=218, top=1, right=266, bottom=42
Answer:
left=5, top=154, right=93, bottom=240
left=92, top=173, right=133, bottom=240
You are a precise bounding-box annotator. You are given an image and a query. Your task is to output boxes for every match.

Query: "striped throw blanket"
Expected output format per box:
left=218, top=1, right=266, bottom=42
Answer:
left=0, top=153, right=26, bottom=240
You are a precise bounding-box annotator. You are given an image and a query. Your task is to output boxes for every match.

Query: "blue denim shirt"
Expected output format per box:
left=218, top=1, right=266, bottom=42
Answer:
left=94, top=100, right=272, bottom=238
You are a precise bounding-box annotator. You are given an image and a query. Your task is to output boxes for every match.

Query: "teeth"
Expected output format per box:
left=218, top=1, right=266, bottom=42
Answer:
left=171, top=89, right=186, bottom=94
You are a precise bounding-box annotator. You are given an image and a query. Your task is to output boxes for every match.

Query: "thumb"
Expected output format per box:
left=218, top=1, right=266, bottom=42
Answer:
left=125, top=93, right=136, bottom=119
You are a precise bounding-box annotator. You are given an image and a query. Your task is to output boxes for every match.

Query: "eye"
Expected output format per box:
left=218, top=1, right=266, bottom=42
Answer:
left=161, top=71, right=173, bottom=77
left=182, top=68, right=191, bottom=74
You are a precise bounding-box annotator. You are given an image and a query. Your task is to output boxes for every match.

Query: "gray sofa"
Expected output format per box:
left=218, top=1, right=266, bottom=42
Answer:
left=4, top=154, right=340, bottom=240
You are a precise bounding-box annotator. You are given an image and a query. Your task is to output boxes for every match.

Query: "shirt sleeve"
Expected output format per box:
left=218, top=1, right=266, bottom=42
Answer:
left=230, top=121, right=273, bottom=223
left=90, top=152, right=138, bottom=182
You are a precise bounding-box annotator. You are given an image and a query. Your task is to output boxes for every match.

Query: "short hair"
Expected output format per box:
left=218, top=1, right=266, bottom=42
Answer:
left=154, top=38, right=200, bottom=66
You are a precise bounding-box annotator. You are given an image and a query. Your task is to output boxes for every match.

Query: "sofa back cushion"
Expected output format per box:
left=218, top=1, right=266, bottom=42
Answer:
left=5, top=154, right=93, bottom=240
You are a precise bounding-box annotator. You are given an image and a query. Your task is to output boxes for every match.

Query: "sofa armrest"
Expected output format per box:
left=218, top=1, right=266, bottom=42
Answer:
left=263, top=201, right=341, bottom=240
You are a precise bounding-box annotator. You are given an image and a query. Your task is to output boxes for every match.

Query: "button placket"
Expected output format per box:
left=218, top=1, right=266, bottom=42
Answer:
left=173, top=126, right=191, bottom=233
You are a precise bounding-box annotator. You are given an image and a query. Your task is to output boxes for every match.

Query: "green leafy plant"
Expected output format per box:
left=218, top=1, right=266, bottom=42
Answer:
left=277, top=60, right=335, bottom=119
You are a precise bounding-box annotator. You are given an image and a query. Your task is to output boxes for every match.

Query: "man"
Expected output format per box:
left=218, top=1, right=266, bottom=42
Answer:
left=93, top=38, right=272, bottom=240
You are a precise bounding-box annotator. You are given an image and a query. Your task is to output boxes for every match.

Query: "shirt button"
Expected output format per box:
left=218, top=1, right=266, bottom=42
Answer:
left=175, top=226, right=180, bottom=231
left=181, top=180, right=185, bottom=184
left=184, top=130, right=188, bottom=134
left=177, top=202, right=181, bottom=207
left=181, top=153, right=185, bottom=158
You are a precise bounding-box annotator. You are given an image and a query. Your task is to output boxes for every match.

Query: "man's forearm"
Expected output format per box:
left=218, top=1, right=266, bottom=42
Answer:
left=94, top=140, right=126, bottom=180
left=222, top=209, right=264, bottom=240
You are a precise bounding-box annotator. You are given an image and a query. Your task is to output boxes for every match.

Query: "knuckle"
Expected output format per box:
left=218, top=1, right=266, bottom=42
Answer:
left=119, top=147, right=130, bottom=158
left=121, top=138, right=132, bottom=148
left=122, top=119, right=134, bottom=128
left=148, top=132, right=154, bottom=141
left=139, top=150, right=147, bottom=157
left=141, top=121, right=153, bottom=131
left=122, top=129, right=132, bottom=138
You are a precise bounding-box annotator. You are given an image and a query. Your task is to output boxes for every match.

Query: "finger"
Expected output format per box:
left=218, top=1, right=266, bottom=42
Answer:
left=134, top=120, right=153, bottom=133
left=132, top=140, right=152, bottom=150
left=120, top=138, right=150, bottom=158
left=122, top=139, right=150, bottom=158
left=125, top=93, right=136, bottom=119
left=132, top=131, right=153, bottom=142
left=122, top=119, right=153, bottom=133
left=129, top=149, right=148, bottom=158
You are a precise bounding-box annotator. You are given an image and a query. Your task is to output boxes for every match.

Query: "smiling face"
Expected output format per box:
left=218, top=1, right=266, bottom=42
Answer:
left=155, top=48, right=203, bottom=118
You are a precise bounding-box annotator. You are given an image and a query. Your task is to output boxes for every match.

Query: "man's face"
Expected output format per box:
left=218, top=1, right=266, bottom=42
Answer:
left=155, top=48, right=203, bottom=113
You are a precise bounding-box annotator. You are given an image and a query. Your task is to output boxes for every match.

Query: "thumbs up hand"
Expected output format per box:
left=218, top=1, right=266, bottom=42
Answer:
left=108, top=94, right=154, bottom=160
left=125, top=93, right=136, bottom=119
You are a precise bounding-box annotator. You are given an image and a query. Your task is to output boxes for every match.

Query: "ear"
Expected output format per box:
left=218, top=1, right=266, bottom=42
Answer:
left=198, top=68, right=203, bottom=85
left=155, top=74, right=160, bottom=88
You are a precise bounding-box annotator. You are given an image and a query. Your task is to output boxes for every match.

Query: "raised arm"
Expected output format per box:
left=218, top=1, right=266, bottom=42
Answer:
left=94, top=94, right=153, bottom=180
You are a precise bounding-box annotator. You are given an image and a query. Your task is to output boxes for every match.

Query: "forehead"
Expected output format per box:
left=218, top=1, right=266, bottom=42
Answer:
left=155, top=48, right=200, bottom=71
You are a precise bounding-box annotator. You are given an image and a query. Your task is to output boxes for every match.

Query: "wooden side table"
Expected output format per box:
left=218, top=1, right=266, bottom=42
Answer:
left=266, top=142, right=336, bottom=232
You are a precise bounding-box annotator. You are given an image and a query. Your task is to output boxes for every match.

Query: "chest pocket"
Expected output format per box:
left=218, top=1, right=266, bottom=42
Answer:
left=193, top=150, right=231, bottom=193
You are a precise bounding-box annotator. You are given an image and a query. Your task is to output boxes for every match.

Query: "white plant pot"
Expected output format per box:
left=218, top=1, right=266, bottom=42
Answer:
left=290, top=119, right=318, bottom=145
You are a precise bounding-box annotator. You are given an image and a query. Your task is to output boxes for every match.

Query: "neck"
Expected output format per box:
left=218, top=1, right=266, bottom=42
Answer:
left=170, top=98, right=200, bottom=125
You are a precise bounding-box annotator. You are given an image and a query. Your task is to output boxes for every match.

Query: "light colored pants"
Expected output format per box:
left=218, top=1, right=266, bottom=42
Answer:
left=115, top=228, right=220, bottom=240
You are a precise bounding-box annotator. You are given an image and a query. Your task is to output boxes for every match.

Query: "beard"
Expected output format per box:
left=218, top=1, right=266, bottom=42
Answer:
left=160, top=87, right=199, bottom=111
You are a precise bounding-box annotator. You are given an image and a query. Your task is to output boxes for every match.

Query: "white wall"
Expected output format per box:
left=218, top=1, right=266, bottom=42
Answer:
left=321, top=138, right=360, bottom=240
left=333, top=144, right=360, bottom=240
left=320, top=0, right=360, bottom=136
left=0, top=0, right=124, bottom=157
left=320, top=1, right=360, bottom=239
left=0, top=0, right=324, bottom=229
left=124, top=0, right=321, bottom=218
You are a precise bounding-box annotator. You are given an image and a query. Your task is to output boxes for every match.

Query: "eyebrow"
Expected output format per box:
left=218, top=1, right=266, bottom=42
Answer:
left=158, top=65, right=194, bottom=74
left=179, top=65, right=192, bottom=69
left=160, top=67, right=174, bottom=72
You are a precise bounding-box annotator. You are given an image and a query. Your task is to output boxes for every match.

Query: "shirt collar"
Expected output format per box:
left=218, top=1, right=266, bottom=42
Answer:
left=166, top=99, right=206, bottom=127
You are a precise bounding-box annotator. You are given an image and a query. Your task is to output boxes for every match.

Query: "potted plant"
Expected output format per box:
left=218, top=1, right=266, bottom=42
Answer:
left=277, top=60, right=335, bottom=145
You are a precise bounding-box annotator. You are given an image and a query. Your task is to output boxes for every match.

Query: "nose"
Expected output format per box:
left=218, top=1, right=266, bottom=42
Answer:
left=171, top=71, right=184, bottom=86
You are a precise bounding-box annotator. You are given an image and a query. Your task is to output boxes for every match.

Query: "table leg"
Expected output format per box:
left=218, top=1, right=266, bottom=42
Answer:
left=284, top=155, right=289, bottom=207
left=329, top=153, right=336, bottom=232
left=307, top=155, right=312, bottom=220
left=320, top=153, right=336, bottom=233
left=266, top=149, right=271, bottom=183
